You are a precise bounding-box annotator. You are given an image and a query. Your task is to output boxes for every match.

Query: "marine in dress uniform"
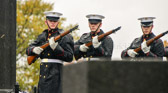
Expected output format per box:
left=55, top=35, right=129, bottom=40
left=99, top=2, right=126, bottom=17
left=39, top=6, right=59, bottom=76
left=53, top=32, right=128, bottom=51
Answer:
left=74, top=14, right=113, bottom=61
left=26, top=11, right=74, bottom=93
left=121, top=17, right=164, bottom=61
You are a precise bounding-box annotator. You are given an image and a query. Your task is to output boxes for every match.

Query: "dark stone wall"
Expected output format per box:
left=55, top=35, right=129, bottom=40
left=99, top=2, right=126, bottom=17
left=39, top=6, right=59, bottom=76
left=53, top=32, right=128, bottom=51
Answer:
left=62, top=62, right=88, bottom=93
left=63, top=61, right=168, bottom=93
left=0, top=0, right=16, bottom=90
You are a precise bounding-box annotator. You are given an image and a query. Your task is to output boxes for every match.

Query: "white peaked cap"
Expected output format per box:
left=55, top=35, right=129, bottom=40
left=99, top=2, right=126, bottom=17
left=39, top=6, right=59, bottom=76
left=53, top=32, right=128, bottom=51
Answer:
left=86, top=14, right=105, bottom=20
left=44, top=11, right=63, bottom=17
left=138, top=17, right=156, bottom=22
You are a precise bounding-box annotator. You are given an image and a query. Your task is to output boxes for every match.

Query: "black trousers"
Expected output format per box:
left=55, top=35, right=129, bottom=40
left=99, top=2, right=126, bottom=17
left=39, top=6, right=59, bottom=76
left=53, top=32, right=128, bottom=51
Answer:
left=38, top=63, right=63, bottom=93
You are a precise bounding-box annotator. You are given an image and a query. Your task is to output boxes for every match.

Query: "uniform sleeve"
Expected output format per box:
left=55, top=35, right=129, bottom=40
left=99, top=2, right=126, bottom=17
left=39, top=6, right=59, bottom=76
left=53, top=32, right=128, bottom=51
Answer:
left=94, top=36, right=113, bottom=58
left=145, top=39, right=164, bottom=58
left=121, top=49, right=129, bottom=58
left=165, top=47, right=168, bottom=61
left=165, top=47, right=168, bottom=57
left=74, top=40, right=85, bottom=60
left=74, top=35, right=87, bottom=60
left=26, top=35, right=42, bottom=56
left=121, top=39, right=136, bottom=59
left=53, top=34, right=74, bottom=62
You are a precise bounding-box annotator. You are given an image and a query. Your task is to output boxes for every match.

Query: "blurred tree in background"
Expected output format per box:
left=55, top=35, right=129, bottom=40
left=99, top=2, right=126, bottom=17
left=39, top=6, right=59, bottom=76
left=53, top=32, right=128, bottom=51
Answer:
left=17, top=0, right=79, bottom=92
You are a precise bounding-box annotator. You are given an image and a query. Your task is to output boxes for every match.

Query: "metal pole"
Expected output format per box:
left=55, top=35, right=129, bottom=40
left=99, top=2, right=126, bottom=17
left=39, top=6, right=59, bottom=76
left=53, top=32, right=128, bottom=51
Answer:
left=34, top=86, right=37, bottom=93
left=14, top=82, right=19, bottom=93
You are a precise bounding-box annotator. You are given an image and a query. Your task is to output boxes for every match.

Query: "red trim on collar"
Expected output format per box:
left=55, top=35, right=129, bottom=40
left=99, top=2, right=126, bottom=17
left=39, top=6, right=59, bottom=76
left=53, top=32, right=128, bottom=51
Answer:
left=47, top=30, right=58, bottom=40
left=48, top=31, right=57, bottom=34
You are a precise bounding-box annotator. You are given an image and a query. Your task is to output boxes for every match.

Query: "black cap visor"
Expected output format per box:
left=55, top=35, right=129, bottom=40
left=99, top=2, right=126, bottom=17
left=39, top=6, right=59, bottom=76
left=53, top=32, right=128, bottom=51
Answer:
left=46, top=17, right=59, bottom=21
left=141, top=22, right=153, bottom=27
left=89, top=19, right=102, bottom=24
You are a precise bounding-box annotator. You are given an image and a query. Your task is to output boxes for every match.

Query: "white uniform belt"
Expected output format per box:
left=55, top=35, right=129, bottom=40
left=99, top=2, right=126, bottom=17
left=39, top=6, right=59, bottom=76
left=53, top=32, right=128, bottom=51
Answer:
left=83, top=58, right=100, bottom=61
left=89, top=58, right=100, bottom=61
left=41, top=59, right=63, bottom=64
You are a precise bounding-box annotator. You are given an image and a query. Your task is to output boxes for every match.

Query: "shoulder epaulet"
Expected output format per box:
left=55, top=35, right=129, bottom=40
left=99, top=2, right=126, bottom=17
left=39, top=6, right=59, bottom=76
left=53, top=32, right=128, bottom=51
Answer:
left=106, top=35, right=111, bottom=39
left=134, top=37, right=140, bottom=40
left=43, top=29, right=48, bottom=31
left=83, top=33, right=88, bottom=35
left=81, top=33, right=90, bottom=38
left=58, top=29, right=64, bottom=33
left=135, top=36, right=142, bottom=40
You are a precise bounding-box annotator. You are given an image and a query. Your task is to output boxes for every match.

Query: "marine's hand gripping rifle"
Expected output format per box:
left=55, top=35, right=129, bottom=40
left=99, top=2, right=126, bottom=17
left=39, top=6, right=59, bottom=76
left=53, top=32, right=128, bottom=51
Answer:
left=134, top=30, right=168, bottom=53
left=27, top=25, right=79, bottom=65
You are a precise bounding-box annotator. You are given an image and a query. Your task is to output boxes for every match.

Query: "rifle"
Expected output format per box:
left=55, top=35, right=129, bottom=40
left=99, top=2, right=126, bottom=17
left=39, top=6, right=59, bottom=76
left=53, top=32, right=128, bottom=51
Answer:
left=75, top=26, right=121, bottom=60
left=134, top=30, right=168, bottom=53
left=85, top=26, right=121, bottom=47
left=27, top=25, right=79, bottom=65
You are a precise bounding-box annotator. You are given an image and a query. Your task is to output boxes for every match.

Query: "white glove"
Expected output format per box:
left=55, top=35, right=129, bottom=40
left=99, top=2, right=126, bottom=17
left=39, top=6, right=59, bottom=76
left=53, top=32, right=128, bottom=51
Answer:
left=49, top=37, right=58, bottom=50
left=127, top=49, right=138, bottom=57
left=79, top=44, right=89, bottom=52
left=141, top=41, right=151, bottom=54
left=33, top=47, right=43, bottom=55
left=92, top=36, right=101, bottom=48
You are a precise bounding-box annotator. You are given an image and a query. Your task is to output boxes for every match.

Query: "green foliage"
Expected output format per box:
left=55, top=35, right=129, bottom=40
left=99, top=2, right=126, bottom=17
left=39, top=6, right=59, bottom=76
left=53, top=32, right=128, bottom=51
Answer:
left=17, top=0, right=53, bottom=60
left=17, top=0, right=79, bottom=92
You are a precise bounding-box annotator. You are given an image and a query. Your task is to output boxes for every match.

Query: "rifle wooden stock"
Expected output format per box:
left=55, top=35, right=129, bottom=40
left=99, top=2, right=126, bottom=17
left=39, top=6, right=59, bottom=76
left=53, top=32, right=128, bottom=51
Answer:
left=134, top=31, right=168, bottom=53
left=27, top=25, right=78, bottom=65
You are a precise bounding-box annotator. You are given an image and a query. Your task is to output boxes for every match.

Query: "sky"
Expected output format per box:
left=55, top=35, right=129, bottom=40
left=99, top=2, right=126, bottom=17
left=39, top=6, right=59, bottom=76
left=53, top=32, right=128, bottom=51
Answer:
left=43, top=0, right=168, bottom=60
